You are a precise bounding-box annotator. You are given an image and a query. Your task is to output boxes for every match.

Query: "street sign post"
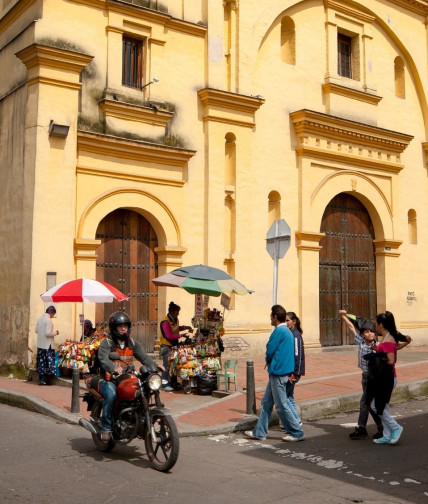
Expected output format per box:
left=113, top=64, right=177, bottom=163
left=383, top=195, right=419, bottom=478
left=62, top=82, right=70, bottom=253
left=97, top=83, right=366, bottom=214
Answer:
left=266, top=219, right=291, bottom=305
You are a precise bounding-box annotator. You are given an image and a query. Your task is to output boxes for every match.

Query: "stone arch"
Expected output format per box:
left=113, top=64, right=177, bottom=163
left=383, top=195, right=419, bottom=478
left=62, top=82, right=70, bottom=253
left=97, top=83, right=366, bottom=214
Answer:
left=310, top=171, right=393, bottom=240
left=77, top=188, right=181, bottom=247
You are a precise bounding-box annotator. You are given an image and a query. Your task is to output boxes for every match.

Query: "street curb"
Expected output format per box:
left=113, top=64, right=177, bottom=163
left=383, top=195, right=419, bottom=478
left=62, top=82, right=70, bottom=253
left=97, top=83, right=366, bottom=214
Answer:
left=0, top=388, right=80, bottom=426
left=1, top=379, right=428, bottom=437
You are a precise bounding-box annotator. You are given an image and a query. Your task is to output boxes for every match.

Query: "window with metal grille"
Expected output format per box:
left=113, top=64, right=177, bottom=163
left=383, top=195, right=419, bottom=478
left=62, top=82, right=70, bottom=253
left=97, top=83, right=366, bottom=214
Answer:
left=122, top=36, right=144, bottom=89
left=337, top=34, right=352, bottom=78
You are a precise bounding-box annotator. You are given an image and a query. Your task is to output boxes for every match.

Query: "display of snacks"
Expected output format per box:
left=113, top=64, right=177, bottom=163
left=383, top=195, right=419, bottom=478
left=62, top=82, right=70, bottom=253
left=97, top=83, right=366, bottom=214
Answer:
left=56, top=333, right=106, bottom=373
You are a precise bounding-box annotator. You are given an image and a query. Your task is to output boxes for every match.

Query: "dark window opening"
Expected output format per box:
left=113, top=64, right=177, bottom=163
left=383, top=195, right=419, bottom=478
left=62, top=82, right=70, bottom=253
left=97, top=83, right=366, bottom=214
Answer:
left=338, top=34, right=352, bottom=78
left=122, top=36, right=144, bottom=89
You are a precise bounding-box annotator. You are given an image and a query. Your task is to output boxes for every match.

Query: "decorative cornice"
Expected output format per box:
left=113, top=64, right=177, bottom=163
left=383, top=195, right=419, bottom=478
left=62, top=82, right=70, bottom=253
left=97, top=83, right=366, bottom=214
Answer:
left=77, top=131, right=195, bottom=167
left=198, top=88, right=264, bottom=127
left=98, top=99, right=173, bottom=127
left=77, top=164, right=185, bottom=187
left=373, top=238, right=402, bottom=257
left=324, top=0, right=376, bottom=23
left=65, top=0, right=206, bottom=37
left=290, top=109, right=413, bottom=173
left=15, top=44, right=93, bottom=73
left=198, top=88, right=265, bottom=113
left=386, top=0, right=428, bottom=16
left=26, top=76, right=82, bottom=90
left=322, top=83, right=382, bottom=106
left=154, top=245, right=187, bottom=268
left=74, top=238, right=102, bottom=261
left=295, top=231, right=325, bottom=251
left=295, top=146, right=404, bottom=173
left=0, top=0, right=36, bottom=33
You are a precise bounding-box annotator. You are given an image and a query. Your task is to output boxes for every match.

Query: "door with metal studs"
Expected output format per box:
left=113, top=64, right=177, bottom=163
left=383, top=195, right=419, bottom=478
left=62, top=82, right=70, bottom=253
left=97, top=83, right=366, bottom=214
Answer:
left=319, top=193, right=377, bottom=346
left=95, top=209, right=158, bottom=351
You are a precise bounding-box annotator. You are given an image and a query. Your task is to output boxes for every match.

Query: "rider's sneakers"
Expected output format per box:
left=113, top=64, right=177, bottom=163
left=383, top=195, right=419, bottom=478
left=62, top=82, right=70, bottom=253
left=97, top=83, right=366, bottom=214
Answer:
left=100, top=430, right=112, bottom=441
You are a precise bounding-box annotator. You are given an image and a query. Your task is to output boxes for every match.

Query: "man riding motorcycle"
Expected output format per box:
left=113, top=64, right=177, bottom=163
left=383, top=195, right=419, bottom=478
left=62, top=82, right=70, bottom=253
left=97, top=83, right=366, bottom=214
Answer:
left=98, top=311, right=157, bottom=441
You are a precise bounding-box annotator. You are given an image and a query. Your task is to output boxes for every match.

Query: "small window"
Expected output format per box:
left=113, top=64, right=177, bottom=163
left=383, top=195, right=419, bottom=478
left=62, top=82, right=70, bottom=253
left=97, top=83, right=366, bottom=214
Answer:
left=281, top=17, right=295, bottom=65
left=408, top=209, right=417, bottom=244
left=338, top=34, right=352, bottom=78
left=122, top=36, right=144, bottom=89
left=394, top=56, right=405, bottom=99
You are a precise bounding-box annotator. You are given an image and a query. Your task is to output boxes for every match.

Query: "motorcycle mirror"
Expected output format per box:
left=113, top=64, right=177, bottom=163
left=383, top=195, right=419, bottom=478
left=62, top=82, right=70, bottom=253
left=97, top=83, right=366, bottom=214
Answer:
left=109, top=352, right=121, bottom=360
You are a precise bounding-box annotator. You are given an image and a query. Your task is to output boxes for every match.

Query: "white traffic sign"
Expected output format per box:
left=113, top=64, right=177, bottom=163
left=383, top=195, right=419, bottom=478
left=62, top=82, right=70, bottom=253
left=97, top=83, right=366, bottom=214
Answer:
left=266, top=219, right=291, bottom=260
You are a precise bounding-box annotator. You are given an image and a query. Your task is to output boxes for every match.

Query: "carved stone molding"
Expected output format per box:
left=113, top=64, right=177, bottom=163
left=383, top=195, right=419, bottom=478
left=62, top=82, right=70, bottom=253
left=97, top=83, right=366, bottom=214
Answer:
left=290, top=109, right=413, bottom=173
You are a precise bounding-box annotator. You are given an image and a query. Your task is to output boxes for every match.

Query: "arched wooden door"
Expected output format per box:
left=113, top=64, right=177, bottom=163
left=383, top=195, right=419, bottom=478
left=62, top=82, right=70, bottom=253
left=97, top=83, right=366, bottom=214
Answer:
left=95, top=209, right=158, bottom=351
left=319, top=193, right=376, bottom=346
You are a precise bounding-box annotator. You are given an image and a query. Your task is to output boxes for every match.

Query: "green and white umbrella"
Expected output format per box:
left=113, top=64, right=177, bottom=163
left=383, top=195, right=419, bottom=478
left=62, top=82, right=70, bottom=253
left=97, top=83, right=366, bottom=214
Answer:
left=152, top=265, right=252, bottom=297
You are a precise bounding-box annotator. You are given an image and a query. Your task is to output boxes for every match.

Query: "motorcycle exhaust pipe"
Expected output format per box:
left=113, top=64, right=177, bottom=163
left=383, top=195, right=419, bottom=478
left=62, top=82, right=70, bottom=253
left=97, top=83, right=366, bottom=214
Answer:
left=79, top=418, right=99, bottom=435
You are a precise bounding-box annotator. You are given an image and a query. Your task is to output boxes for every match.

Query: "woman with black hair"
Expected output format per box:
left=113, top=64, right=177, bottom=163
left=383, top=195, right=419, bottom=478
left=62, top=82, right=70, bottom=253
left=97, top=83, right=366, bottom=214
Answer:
left=285, top=311, right=305, bottom=426
left=159, top=301, right=193, bottom=392
left=367, top=311, right=411, bottom=445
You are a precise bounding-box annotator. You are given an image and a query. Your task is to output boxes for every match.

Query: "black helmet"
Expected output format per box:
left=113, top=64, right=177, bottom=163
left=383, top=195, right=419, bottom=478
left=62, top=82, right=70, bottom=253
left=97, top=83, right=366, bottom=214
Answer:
left=108, top=311, right=131, bottom=341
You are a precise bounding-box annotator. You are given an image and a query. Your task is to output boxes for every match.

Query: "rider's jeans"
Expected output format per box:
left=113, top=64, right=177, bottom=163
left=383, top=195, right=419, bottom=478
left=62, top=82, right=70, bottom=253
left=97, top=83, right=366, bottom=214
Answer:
left=99, top=380, right=117, bottom=431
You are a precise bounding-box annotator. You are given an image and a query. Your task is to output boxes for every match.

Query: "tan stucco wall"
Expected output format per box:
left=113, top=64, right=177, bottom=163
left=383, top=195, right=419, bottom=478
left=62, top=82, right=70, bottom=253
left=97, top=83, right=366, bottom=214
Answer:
left=1, top=0, right=428, bottom=367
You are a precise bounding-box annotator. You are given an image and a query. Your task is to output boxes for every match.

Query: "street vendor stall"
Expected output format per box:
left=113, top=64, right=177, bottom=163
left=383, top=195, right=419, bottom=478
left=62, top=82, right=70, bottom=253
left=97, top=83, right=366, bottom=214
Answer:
left=152, top=264, right=252, bottom=394
left=56, top=329, right=107, bottom=374
left=168, top=307, right=225, bottom=394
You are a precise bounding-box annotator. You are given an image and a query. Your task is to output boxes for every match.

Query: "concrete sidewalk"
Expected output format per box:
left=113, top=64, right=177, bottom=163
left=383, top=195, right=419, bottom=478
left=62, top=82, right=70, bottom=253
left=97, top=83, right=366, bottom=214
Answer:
left=1, top=346, right=428, bottom=436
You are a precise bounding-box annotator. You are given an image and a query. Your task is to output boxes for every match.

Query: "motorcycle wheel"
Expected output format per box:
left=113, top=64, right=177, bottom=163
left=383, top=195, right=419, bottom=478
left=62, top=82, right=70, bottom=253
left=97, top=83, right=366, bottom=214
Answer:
left=90, top=402, right=116, bottom=452
left=144, top=412, right=179, bottom=472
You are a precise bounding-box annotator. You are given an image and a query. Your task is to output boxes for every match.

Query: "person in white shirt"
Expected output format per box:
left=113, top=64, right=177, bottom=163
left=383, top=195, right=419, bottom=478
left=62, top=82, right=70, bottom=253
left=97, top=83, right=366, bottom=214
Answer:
left=35, top=306, right=59, bottom=385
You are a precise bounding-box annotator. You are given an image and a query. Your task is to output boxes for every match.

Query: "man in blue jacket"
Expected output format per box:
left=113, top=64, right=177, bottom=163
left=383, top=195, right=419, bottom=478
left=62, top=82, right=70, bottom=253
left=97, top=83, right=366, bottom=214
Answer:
left=245, top=304, right=305, bottom=442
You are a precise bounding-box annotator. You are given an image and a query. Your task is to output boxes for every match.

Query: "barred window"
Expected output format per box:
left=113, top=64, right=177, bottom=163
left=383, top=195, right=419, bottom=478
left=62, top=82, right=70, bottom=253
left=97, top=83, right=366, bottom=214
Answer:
left=122, top=36, right=144, bottom=89
left=337, top=34, right=352, bottom=78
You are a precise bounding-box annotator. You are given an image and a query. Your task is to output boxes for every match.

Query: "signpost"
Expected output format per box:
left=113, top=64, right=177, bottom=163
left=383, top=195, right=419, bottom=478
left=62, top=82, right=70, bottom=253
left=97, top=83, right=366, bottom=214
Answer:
left=266, top=219, right=291, bottom=305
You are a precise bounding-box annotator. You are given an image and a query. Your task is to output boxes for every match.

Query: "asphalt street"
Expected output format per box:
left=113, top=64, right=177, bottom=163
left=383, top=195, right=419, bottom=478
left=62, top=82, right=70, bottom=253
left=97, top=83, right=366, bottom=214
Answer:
left=1, top=397, right=427, bottom=504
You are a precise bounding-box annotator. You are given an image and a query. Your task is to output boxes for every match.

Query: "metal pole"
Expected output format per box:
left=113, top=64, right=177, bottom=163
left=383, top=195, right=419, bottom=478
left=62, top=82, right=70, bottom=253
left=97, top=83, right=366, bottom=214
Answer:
left=246, top=360, right=256, bottom=414
left=272, top=220, right=279, bottom=305
left=273, top=256, right=278, bottom=305
left=71, top=368, right=80, bottom=413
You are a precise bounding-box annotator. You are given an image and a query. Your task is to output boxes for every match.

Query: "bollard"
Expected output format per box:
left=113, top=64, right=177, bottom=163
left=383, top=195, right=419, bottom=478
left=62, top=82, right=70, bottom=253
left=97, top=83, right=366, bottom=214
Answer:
left=246, top=360, right=256, bottom=414
left=71, top=368, right=80, bottom=413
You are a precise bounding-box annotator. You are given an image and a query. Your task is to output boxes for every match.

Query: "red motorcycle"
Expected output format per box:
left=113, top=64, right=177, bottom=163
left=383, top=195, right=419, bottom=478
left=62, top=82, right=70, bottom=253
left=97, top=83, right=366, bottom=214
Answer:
left=79, top=358, right=179, bottom=472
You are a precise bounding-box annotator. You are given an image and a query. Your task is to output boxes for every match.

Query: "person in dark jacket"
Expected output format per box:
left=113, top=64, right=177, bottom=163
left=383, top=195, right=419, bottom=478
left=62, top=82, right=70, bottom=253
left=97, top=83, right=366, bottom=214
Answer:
left=98, top=311, right=156, bottom=441
left=284, top=311, right=305, bottom=426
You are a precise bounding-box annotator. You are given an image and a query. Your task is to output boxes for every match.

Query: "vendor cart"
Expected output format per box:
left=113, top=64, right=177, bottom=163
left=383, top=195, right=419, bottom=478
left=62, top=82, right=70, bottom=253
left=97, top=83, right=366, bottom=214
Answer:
left=168, top=308, right=224, bottom=394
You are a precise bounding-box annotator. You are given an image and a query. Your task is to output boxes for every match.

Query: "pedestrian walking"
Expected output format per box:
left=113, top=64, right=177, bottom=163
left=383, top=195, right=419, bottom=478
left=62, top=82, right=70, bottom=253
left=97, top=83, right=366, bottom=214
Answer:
left=339, top=310, right=383, bottom=440
left=245, top=304, right=305, bottom=442
left=284, top=311, right=305, bottom=425
left=35, top=306, right=59, bottom=385
left=365, top=311, right=411, bottom=445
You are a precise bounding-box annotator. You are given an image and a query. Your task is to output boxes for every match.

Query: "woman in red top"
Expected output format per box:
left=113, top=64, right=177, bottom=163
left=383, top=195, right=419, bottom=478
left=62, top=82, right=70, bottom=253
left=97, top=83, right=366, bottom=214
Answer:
left=372, top=311, right=411, bottom=445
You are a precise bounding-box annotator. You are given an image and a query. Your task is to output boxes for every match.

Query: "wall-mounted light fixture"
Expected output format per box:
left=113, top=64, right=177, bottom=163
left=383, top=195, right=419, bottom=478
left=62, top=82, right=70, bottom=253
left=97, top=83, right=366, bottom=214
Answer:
left=141, top=77, right=159, bottom=91
left=49, top=120, right=70, bottom=138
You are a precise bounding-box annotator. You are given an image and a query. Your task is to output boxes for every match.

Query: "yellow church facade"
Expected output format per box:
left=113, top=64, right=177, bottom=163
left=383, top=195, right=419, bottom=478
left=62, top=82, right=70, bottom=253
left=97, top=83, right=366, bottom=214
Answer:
left=1, top=0, right=427, bottom=369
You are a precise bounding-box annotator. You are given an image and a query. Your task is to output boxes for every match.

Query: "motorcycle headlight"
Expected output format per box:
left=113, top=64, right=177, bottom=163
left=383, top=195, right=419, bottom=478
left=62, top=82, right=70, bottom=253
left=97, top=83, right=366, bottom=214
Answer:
left=148, top=373, right=162, bottom=391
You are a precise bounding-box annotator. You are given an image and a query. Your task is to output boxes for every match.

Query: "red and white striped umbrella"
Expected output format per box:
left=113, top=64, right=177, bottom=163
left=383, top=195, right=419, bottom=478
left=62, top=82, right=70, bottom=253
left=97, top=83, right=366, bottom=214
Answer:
left=40, top=278, right=129, bottom=303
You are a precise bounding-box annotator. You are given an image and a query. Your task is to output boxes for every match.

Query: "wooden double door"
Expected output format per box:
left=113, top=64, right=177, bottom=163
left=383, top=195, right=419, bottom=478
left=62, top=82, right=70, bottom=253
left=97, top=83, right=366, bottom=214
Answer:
left=319, top=194, right=377, bottom=346
left=95, top=209, right=158, bottom=351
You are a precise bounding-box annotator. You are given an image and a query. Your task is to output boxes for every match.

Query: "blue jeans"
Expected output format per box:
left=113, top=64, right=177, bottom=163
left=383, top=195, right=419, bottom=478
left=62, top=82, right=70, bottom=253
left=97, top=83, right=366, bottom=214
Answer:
left=371, top=377, right=400, bottom=439
left=253, top=375, right=304, bottom=439
left=99, top=380, right=117, bottom=431
left=285, top=380, right=301, bottom=423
